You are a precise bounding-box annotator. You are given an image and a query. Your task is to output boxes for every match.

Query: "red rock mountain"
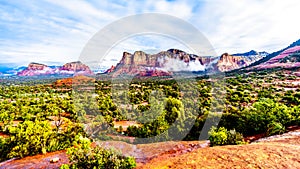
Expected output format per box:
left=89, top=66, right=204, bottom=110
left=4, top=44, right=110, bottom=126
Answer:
left=215, top=52, right=265, bottom=72
left=59, top=61, right=93, bottom=75
left=106, top=49, right=208, bottom=77
left=105, top=49, right=267, bottom=76
left=17, top=63, right=54, bottom=76
left=17, top=61, right=93, bottom=76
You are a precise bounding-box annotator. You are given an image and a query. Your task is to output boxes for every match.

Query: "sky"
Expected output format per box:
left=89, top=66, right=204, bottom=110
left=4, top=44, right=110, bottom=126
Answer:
left=1, top=0, right=300, bottom=68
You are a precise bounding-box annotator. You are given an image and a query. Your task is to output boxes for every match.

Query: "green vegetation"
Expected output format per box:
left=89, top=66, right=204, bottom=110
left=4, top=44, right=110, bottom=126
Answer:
left=0, top=120, right=84, bottom=161
left=208, top=127, right=245, bottom=146
left=1, top=68, right=300, bottom=163
left=60, top=136, right=136, bottom=169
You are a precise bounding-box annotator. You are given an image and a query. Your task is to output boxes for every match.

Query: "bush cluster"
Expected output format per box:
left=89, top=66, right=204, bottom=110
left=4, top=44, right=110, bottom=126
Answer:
left=60, top=136, right=136, bottom=169
left=0, top=120, right=84, bottom=161
left=208, top=127, right=245, bottom=146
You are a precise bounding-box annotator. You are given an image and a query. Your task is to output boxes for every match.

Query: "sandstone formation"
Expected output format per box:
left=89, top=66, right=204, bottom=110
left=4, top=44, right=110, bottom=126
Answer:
left=106, top=49, right=267, bottom=76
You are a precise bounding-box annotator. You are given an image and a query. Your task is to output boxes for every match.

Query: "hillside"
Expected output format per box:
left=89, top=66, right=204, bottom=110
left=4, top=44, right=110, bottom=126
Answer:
left=246, top=39, right=300, bottom=69
left=251, top=46, right=300, bottom=70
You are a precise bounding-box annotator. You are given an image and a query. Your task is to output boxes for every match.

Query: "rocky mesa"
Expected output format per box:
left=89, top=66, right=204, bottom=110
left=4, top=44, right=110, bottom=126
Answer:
left=17, top=63, right=55, bottom=76
left=106, top=49, right=209, bottom=77
left=106, top=49, right=267, bottom=76
left=59, top=61, right=93, bottom=75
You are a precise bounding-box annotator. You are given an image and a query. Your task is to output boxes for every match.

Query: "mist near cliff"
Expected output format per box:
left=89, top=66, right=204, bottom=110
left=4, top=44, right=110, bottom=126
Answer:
left=160, top=56, right=205, bottom=72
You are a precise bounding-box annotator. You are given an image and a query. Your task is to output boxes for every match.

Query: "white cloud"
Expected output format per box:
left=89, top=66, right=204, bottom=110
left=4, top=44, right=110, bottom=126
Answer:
left=0, top=41, right=79, bottom=65
left=195, top=0, right=300, bottom=55
left=1, top=0, right=300, bottom=68
left=153, top=0, right=193, bottom=19
left=97, top=34, right=193, bottom=70
left=44, top=0, right=117, bottom=21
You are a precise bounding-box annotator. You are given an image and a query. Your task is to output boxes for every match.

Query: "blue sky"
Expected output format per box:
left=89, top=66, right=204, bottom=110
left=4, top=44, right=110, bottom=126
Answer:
left=1, top=0, right=300, bottom=67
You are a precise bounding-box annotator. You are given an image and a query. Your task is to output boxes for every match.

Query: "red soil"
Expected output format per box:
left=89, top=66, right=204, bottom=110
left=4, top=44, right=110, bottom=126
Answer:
left=0, top=151, right=68, bottom=169
left=138, top=130, right=300, bottom=169
left=2, top=129, right=300, bottom=169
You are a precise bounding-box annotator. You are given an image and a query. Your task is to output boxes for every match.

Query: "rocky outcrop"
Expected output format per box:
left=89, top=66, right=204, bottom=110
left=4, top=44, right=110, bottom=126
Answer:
left=54, top=75, right=95, bottom=87
left=17, top=61, right=93, bottom=76
left=104, top=65, right=116, bottom=74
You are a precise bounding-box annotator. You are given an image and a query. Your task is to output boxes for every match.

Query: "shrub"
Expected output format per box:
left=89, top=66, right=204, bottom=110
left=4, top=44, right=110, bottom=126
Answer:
left=0, top=136, right=10, bottom=162
left=0, top=120, right=85, bottom=162
left=238, top=98, right=293, bottom=135
left=60, top=136, right=136, bottom=169
left=6, top=120, right=53, bottom=158
left=209, top=127, right=245, bottom=146
left=267, top=122, right=285, bottom=136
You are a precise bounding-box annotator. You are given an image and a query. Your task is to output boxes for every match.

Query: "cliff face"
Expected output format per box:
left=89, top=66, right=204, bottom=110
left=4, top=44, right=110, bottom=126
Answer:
left=216, top=53, right=246, bottom=72
left=108, top=49, right=208, bottom=77
left=27, top=63, right=48, bottom=70
left=17, top=61, right=93, bottom=76
left=106, top=49, right=267, bottom=76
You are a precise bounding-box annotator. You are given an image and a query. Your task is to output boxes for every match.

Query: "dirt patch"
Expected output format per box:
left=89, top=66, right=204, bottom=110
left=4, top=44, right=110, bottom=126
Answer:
left=97, top=140, right=209, bottom=164
left=0, top=150, right=68, bottom=169
left=138, top=130, right=300, bottom=169
left=139, top=142, right=300, bottom=169
left=113, top=121, right=141, bottom=131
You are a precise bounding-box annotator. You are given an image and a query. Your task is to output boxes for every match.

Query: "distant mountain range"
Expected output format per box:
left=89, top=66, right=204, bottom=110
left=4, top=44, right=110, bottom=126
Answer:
left=1, top=39, right=300, bottom=77
left=232, top=50, right=269, bottom=57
